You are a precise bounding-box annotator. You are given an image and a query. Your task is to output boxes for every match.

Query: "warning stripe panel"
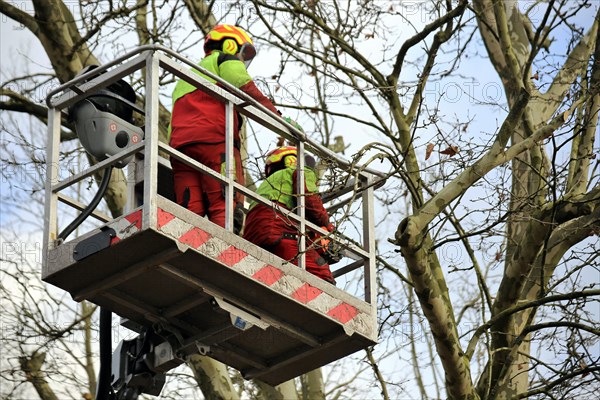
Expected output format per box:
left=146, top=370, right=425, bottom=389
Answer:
left=157, top=208, right=176, bottom=228
left=154, top=207, right=371, bottom=334
left=292, top=283, right=323, bottom=304
left=109, top=209, right=143, bottom=245
left=124, top=210, right=143, bottom=230
left=252, top=265, right=283, bottom=286
left=179, top=227, right=211, bottom=249
left=327, top=303, right=358, bottom=324
left=198, top=237, right=229, bottom=259
left=217, top=246, right=249, bottom=267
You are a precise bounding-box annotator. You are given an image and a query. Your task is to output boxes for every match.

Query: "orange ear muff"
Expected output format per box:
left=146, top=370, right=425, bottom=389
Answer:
left=284, top=155, right=297, bottom=168
left=222, top=39, right=238, bottom=55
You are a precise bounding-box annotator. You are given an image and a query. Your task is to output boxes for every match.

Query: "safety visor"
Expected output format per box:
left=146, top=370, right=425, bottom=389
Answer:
left=238, top=42, right=257, bottom=68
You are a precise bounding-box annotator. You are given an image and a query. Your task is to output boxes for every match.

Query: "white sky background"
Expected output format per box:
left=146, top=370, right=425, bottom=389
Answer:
left=1, top=1, right=599, bottom=399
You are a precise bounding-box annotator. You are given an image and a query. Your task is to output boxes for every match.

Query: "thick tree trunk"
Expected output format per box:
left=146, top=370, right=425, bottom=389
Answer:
left=256, top=379, right=299, bottom=399
left=473, top=1, right=599, bottom=397
left=302, top=369, right=325, bottom=400
left=187, top=355, right=240, bottom=400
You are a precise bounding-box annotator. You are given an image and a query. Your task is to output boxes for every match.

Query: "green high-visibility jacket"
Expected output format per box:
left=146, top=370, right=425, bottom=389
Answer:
left=244, top=166, right=330, bottom=246
left=251, top=167, right=320, bottom=210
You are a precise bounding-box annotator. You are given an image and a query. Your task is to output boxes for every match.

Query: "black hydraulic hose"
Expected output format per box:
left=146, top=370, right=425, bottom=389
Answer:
left=55, top=166, right=115, bottom=397
left=96, top=307, right=113, bottom=400
left=58, top=166, right=114, bottom=241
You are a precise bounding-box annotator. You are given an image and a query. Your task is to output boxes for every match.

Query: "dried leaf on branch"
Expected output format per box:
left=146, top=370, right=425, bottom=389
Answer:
left=425, top=143, right=435, bottom=160
left=439, top=145, right=459, bottom=157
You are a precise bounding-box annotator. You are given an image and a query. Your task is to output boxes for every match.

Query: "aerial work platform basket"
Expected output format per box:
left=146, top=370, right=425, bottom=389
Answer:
left=43, top=46, right=381, bottom=387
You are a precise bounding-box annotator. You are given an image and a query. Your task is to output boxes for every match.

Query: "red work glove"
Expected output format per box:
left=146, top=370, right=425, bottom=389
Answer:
left=320, top=224, right=343, bottom=265
left=315, top=224, right=335, bottom=254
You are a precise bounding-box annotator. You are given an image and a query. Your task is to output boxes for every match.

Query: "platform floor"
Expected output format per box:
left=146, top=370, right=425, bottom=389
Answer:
left=43, top=196, right=376, bottom=385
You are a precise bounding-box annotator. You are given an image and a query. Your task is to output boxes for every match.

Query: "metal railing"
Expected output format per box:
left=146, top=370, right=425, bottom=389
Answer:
left=44, top=46, right=384, bottom=305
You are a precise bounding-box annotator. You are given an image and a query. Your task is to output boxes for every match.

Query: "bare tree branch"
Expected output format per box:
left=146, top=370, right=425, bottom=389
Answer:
left=466, top=289, right=600, bottom=359
left=19, top=353, right=59, bottom=400
left=0, top=0, right=39, bottom=33
left=183, top=0, right=217, bottom=34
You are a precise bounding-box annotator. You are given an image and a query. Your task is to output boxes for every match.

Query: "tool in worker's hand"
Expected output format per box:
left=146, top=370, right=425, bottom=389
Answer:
left=315, top=224, right=343, bottom=265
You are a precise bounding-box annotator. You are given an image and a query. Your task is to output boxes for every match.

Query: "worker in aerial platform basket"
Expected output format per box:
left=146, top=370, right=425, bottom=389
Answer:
left=169, top=24, right=280, bottom=233
left=243, top=145, right=337, bottom=284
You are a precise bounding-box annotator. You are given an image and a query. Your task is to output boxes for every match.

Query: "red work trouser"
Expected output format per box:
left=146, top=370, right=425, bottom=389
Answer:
left=171, top=143, right=244, bottom=229
left=268, top=237, right=335, bottom=284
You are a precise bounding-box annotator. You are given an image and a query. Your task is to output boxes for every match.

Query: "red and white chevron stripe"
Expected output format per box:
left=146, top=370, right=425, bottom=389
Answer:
left=109, top=209, right=143, bottom=244
left=155, top=207, right=373, bottom=337
left=105, top=207, right=373, bottom=338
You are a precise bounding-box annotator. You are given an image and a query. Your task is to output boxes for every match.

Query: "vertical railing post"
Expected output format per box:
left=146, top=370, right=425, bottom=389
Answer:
left=42, top=107, right=61, bottom=276
left=224, top=101, right=235, bottom=232
left=142, top=50, right=160, bottom=229
left=362, top=173, right=377, bottom=310
left=296, top=141, right=306, bottom=270
left=125, top=157, right=138, bottom=212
